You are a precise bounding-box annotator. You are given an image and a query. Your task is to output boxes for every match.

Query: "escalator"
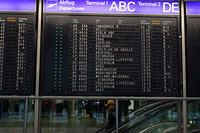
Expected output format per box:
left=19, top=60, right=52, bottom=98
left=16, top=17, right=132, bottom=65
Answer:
left=96, top=101, right=178, bottom=133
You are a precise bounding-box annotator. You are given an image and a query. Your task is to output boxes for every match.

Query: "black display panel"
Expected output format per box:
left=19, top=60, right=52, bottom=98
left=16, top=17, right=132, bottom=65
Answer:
left=0, top=15, right=36, bottom=95
left=186, top=17, right=200, bottom=97
left=41, top=15, right=181, bottom=96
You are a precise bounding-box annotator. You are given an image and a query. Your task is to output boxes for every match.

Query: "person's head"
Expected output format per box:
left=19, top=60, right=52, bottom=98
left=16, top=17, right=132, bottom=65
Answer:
left=107, top=100, right=115, bottom=111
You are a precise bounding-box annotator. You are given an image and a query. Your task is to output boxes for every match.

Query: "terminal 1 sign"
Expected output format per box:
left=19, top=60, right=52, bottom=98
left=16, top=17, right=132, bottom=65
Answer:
left=44, top=0, right=179, bottom=15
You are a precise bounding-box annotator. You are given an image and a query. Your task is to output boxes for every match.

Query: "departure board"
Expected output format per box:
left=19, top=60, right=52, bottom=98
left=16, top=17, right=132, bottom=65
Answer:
left=0, top=0, right=36, bottom=95
left=41, top=15, right=181, bottom=96
left=186, top=2, right=200, bottom=97
left=0, top=15, right=35, bottom=95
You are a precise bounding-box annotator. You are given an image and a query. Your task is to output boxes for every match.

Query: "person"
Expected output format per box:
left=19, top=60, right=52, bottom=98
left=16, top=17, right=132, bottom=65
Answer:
left=106, top=100, right=116, bottom=130
left=119, top=100, right=131, bottom=122
left=85, top=100, right=93, bottom=118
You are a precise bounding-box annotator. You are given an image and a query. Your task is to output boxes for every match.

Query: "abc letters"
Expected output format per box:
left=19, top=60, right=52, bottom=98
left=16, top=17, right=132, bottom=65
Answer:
left=109, top=1, right=179, bottom=13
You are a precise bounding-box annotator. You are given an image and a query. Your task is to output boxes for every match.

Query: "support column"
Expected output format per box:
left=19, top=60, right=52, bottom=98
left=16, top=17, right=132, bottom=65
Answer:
left=180, top=0, right=187, bottom=133
left=24, top=98, right=28, bottom=133
left=115, top=100, right=119, bottom=133
left=34, top=0, right=43, bottom=133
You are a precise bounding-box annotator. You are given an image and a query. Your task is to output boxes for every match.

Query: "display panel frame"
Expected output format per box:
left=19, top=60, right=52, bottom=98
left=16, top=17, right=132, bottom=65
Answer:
left=41, top=0, right=182, bottom=97
left=0, top=0, right=37, bottom=95
left=186, top=1, right=200, bottom=97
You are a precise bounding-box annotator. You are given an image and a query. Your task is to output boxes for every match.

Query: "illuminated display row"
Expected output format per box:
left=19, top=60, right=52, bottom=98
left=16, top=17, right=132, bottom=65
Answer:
left=0, top=0, right=199, bottom=15
left=44, top=0, right=179, bottom=14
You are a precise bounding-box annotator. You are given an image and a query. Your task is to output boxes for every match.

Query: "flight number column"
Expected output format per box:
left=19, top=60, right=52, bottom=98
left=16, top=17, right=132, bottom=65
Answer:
left=0, top=19, right=5, bottom=90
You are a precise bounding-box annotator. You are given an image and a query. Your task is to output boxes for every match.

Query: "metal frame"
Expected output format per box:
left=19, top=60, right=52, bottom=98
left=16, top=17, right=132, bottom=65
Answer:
left=180, top=0, right=188, bottom=132
left=24, top=99, right=28, bottom=133
left=0, top=96, right=200, bottom=133
left=115, top=100, right=119, bottom=133
left=1, top=96, right=200, bottom=100
left=177, top=101, right=182, bottom=133
left=34, top=0, right=43, bottom=132
left=0, top=0, right=198, bottom=133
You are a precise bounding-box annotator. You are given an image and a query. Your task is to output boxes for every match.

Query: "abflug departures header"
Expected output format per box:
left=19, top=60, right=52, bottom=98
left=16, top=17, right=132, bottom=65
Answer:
left=0, top=0, right=36, bottom=12
left=44, top=0, right=179, bottom=14
left=187, top=1, right=200, bottom=15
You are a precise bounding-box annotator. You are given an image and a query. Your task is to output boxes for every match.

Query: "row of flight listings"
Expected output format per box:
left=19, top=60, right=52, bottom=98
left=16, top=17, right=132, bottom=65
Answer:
left=0, top=0, right=199, bottom=97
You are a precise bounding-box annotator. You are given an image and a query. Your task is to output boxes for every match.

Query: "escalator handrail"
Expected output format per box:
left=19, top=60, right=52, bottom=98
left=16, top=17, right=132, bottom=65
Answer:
left=96, top=101, right=171, bottom=133
left=124, top=101, right=193, bottom=133
left=116, top=101, right=176, bottom=132
left=138, top=122, right=177, bottom=133
left=122, top=102, right=177, bottom=133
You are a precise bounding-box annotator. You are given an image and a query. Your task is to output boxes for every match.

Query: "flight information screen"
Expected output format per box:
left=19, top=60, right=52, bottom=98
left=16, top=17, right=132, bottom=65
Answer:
left=186, top=2, right=200, bottom=97
left=41, top=15, right=181, bottom=96
left=0, top=0, right=36, bottom=95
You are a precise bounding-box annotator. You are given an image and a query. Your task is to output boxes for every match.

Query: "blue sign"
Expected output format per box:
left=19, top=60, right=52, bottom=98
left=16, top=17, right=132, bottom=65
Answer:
left=44, top=0, right=179, bottom=15
left=187, top=2, right=200, bottom=15
left=0, top=0, right=36, bottom=12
